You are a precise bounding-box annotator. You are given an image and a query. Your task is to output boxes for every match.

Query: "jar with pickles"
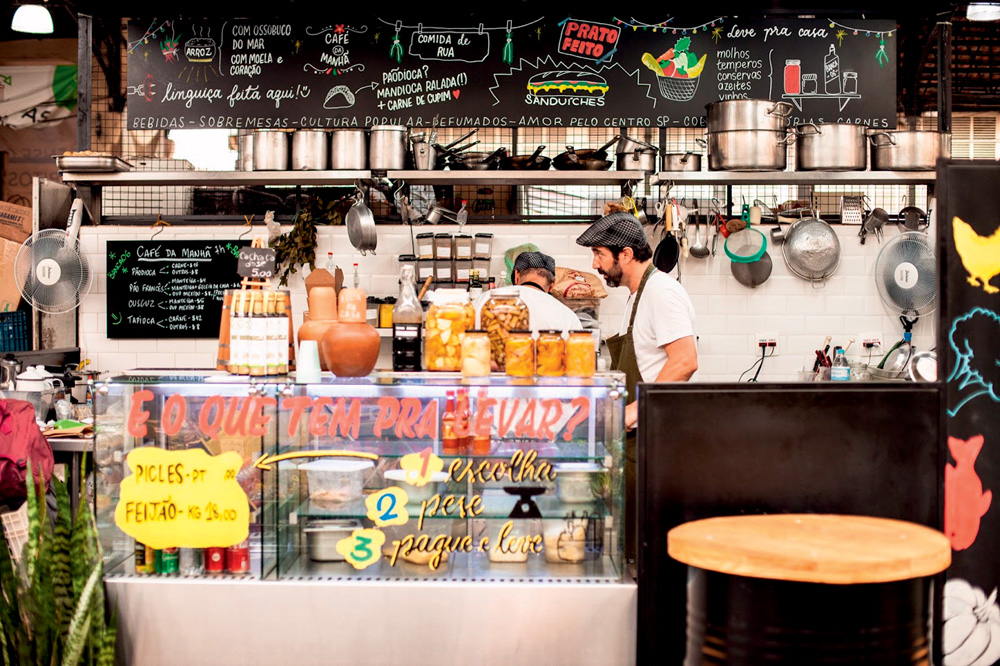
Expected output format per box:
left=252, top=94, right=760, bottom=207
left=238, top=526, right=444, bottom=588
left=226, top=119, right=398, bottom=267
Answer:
left=425, top=289, right=475, bottom=371
left=461, top=330, right=491, bottom=377
left=565, top=330, right=596, bottom=377
left=504, top=330, right=535, bottom=377
left=536, top=331, right=566, bottom=377
left=480, top=288, right=530, bottom=370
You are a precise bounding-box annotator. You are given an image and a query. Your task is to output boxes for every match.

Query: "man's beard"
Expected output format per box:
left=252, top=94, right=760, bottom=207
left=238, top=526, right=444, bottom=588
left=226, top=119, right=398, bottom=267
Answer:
left=598, top=258, right=623, bottom=288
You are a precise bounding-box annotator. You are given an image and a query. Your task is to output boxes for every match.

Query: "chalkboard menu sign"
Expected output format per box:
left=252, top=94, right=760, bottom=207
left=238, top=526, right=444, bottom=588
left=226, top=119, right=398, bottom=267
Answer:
left=106, top=240, right=249, bottom=339
left=126, top=15, right=897, bottom=130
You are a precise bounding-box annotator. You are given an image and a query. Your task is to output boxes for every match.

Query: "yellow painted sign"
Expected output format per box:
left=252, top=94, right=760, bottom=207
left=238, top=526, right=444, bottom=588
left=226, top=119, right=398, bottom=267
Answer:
left=366, top=488, right=410, bottom=527
left=115, top=447, right=250, bottom=550
left=336, top=528, right=385, bottom=570
left=398, top=447, right=444, bottom=486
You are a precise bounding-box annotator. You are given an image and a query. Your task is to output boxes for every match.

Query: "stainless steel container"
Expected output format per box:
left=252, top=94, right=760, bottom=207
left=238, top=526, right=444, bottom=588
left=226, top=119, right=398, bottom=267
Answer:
left=330, top=129, right=367, bottom=170
left=252, top=129, right=290, bottom=171
left=368, top=125, right=408, bottom=170
left=616, top=148, right=657, bottom=172
left=237, top=133, right=253, bottom=172
left=869, top=129, right=951, bottom=171
left=412, top=140, right=437, bottom=170
left=706, top=99, right=794, bottom=132
left=303, top=519, right=362, bottom=561
left=707, top=130, right=791, bottom=171
left=661, top=152, right=701, bottom=171
left=291, top=130, right=329, bottom=171
left=795, top=122, right=868, bottom=171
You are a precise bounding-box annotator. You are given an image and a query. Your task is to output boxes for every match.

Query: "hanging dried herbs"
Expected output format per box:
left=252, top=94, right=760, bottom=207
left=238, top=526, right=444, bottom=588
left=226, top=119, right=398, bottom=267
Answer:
left=270, top=195, right=345, bottom=286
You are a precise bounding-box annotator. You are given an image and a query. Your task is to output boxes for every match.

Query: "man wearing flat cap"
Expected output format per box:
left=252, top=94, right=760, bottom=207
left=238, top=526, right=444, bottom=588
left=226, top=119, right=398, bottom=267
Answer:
left=473, top=250, right=582, bottom=336
left=578, top=211, right=697, bottom=565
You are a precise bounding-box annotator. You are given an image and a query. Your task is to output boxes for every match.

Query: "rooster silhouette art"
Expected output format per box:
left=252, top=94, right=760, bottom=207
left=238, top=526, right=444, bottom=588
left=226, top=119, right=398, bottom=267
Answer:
left=953, top=216, right=1000, bottom=294
left=945, top=434, right=993, bottom=551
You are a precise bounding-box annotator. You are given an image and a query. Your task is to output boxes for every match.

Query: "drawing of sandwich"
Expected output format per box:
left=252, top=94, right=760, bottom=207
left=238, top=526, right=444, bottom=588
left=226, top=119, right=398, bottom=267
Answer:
left=526, top=70, right=609, bottom=97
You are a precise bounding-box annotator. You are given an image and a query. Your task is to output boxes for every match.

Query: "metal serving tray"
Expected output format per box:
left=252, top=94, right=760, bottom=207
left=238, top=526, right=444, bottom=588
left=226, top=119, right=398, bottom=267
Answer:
left=53, top=155, right=133, bottom=172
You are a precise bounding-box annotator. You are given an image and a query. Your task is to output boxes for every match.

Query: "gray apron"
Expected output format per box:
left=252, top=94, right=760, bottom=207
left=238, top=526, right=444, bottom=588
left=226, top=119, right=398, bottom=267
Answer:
left=604, top=263, right=655, bottom=568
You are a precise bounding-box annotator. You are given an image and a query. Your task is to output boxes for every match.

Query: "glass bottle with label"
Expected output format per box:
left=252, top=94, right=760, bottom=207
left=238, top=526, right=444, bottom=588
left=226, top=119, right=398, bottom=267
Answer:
left=392, top=265, right=423, bottom=372
left=831, top=348, right=851, bottom=381
left=442, top=390, right=458, bottom=455
left=469, top=269, right=483, bottom=300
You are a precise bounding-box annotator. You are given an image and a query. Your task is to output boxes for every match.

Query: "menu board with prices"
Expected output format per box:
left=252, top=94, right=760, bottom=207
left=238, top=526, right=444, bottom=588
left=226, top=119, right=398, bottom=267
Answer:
left=106, top=239, right=249, bottom=339
left=126, top=15, right=897, bottom=130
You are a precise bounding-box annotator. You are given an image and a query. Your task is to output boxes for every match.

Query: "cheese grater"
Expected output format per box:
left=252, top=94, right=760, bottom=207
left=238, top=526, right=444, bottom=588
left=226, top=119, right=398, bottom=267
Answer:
left=840, top=195, right=866, bottom=226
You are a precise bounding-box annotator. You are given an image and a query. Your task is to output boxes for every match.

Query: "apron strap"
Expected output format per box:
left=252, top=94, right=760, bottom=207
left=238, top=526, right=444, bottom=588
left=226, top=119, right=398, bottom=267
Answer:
left=626, top=263, right=657, bottom=332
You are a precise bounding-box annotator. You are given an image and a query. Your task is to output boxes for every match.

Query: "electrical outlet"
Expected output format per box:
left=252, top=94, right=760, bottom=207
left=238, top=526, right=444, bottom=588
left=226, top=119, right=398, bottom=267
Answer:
left=755, top=332, right=779, bottom=356
left=861, top=332, right=883, bottom=352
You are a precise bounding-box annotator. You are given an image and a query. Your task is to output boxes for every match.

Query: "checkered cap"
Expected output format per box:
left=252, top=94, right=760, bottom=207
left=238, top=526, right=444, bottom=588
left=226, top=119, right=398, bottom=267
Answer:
left=576, top=212, right=650, bottom=251
left=513, top=251, right=556, bottom=275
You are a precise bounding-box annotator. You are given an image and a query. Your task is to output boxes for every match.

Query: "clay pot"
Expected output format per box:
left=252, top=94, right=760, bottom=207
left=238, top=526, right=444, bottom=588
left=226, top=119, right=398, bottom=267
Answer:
left=298, top=287, right=338, bottom=371
left=321, top=321, right=380, bottom=377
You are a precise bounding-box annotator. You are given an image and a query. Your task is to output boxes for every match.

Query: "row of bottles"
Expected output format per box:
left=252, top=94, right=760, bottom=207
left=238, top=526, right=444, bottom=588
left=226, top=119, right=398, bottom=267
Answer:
left=221, top=289, right=291, bottom=376
left=134, top=539, right=250, bottom=575
left=441, top=387, right=492, bottom=455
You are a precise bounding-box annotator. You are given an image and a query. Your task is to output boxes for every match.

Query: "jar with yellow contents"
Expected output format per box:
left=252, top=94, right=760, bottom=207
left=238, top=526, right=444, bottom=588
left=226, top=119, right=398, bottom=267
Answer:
left=425, top=289, right=473, bottom=372
left=480, top=288, right=530, bottom=370
left=535, top=330, right=566, bottom=377
left=461, top=330, right=491, bottom=377
left=504, top=330, right=535, bottom=377
left=565, top=330, right=596, bottom=377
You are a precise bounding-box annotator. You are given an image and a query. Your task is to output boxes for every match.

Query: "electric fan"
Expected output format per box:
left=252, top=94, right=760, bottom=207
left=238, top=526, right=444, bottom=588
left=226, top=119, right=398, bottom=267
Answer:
left=873, top=231, right=937, bottom=375
left=14, top=198, right=93, bottom=314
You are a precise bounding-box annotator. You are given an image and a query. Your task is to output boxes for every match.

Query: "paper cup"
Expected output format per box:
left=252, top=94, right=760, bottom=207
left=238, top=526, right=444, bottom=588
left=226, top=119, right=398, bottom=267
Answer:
left=296, top=340, right=322, bottom=383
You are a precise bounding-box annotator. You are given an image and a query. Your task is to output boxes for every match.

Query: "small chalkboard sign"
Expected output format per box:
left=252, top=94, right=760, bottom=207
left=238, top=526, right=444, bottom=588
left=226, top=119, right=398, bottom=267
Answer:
left=238, top=247, right=276, bottom=279
left=106, top=239, right=249, bottom=339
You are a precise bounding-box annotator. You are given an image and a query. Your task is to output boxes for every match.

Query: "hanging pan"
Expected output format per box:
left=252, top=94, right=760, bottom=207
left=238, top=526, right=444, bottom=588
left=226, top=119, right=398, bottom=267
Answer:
left=346, top=183, right=377, bottom=256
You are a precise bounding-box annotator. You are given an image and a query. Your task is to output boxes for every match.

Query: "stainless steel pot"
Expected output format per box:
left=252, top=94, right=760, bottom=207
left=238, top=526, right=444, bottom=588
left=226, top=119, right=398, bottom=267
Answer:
left=795, top=122, right=867, bottom=171
left=781, top=214, right=841, bottom=286
left=412, top=140, right=437, bottom=170
left=237, top=133, right=253, bottom=171
left=291, top=130, right=329, bottom=171
left=330, top=129, right=367, bottom=170
left=706, top=99, right=794, bottom=132
left=616, top=148, right=657, bottom=172
left=662, top=152, right=701, bottom=171
left=252, top=129, right=290, bottom=171
left=707, top=130, right=791, bottom=171
left=869, top=129, right=951, bottom=171
left=369, top=125, right=408, bottom=171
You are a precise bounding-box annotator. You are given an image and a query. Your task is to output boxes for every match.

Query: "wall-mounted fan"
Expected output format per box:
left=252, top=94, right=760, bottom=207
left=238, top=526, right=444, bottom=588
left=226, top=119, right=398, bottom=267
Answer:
left=873, top=231, right=937, bottom=374
left=14, top=198, right=93, bottom=314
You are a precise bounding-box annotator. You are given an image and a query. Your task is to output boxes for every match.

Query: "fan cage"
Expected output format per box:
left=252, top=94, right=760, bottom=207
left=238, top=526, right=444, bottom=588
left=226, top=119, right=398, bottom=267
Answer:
left=14, top=230, right=94, bottom=315
left=874, top=233, right=938, bottom=316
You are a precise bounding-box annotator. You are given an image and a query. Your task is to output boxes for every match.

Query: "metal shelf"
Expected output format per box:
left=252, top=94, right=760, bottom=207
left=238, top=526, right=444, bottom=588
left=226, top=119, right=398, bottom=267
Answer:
left=59, top=170, right=371, bottom=186
left=388, top=170, right=646, bottom=186
left=651, top=171, right=936, bottom=186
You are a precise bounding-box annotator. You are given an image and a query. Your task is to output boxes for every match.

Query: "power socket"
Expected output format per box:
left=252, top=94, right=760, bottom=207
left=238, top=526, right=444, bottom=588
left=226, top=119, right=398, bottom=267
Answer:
left=755, top=332, right=779, bottom=356
left=860, top=331, right=883, bottom=353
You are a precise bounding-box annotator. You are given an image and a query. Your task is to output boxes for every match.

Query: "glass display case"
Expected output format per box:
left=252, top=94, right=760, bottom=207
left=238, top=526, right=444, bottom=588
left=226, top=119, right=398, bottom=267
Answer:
left=94, top=371, right=627, bottom=585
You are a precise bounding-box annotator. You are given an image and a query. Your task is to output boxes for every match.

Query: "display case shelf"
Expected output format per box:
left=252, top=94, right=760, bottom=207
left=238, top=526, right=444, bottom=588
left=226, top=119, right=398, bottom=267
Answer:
left=297, top=493, right=609, bottom=521
left=387, top=169, right=646, bottom=186
left=651, top=170, right=936, bottom=186
left=59, top=169, right=372, bottom=186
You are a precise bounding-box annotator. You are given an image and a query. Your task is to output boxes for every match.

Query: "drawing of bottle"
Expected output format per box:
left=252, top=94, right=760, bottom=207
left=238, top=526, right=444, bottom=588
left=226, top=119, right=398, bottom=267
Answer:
left=824, top=44, right=841, bottom=95
left=843, top=71, right=858, bottom=95
left=784, top=60, right=801, bottom=95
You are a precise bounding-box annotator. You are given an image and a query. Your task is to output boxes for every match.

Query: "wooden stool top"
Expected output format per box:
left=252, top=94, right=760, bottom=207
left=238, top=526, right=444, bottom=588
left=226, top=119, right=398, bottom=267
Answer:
left=667, top=514, right=951, bottom=585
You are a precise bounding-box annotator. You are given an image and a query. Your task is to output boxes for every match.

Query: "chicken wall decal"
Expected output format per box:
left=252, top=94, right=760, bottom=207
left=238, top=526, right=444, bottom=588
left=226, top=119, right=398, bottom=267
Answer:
left=953, top=216, right=1000, bottom=294
left=945, top=435, right=993, bottom=551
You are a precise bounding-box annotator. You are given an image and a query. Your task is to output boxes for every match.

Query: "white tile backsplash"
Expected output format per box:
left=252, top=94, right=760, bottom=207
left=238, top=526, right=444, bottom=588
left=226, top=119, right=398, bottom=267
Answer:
left=77, top=223, right=935, bottom=382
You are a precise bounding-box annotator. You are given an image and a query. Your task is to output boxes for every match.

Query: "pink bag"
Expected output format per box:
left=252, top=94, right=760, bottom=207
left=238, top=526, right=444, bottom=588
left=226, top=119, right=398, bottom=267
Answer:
left=0, top=399, right=54, bottom=503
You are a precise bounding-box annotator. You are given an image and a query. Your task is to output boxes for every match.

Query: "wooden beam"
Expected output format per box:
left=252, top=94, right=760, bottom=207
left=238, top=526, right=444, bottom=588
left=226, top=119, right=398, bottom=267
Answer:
left=0, top=38, right=77, bottom=65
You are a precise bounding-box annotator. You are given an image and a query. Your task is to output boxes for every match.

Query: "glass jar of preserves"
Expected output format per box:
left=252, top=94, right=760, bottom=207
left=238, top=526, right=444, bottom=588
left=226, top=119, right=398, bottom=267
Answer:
left=536, top=330, right=566, bottom=377
left=565, top=330, right=596, bottom=377
left=461, top=330, right=491, bottom=377
left=425, top=289, right=473, bottom=371
left=505, top=331, right=535, bottom=377
left=480, top=288, right=530, bottom=370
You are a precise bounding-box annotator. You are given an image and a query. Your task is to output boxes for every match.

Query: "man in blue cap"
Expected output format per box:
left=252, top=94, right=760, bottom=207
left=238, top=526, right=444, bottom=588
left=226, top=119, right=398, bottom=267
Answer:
left=473, top=250, right=582, bottom=335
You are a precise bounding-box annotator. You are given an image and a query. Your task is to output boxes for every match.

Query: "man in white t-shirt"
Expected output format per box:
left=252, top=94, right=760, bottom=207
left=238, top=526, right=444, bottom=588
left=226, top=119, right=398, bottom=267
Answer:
left=576, top=212, right=698, bottom=429
left=473, top=251, right=583, bottom=334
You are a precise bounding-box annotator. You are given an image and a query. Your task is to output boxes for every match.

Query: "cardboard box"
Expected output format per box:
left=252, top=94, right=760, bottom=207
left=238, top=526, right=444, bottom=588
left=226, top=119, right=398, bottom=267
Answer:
left=0, top=201, right=32, bottom=243
left=0, top=236, right=23, bottom=313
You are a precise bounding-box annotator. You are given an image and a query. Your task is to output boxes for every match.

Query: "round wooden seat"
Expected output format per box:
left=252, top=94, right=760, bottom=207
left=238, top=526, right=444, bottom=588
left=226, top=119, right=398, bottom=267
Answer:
left=668, top=513, right=951, bottom=585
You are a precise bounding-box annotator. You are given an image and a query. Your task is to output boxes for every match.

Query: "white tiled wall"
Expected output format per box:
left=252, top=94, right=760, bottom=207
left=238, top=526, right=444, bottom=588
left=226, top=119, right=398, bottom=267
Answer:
left=78, top=220, right=936, bottom=382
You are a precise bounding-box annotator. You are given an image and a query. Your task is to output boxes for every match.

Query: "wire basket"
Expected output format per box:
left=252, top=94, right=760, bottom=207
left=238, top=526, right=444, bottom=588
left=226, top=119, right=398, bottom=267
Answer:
left=1, top=502, right=29, bottom=564
left=0, top=310, right=29, bottom=352
left=724, top=227, right=767, bottom=263
left=657, top=75, right=700, bottom=102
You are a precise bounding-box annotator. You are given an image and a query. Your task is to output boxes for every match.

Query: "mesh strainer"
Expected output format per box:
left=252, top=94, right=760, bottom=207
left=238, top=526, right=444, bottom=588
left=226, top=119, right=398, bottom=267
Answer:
left=724, top=226, right=767, bottom=263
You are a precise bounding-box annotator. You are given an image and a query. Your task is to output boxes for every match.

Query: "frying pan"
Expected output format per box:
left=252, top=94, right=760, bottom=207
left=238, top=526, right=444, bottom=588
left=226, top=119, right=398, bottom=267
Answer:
left=448, top=147, right=506, bottom=170
left=500, top=145, right=551, bottom=170
left=346, top=185, right=377, bottom=255
left=553, top=136, right=621, bottom=170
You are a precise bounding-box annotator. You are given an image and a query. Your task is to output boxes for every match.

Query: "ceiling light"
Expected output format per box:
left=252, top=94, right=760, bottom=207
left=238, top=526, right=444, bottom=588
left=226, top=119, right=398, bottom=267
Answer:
left=11, top=4, right=54, bottom=34
left=967, top=2, right=1000, bottom=20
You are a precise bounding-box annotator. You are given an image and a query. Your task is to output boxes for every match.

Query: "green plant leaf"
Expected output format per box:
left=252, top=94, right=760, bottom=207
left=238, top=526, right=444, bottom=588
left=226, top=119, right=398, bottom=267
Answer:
left=51, top=479, right=74, bottom=642
left=60, top=562, right=100, bottom=666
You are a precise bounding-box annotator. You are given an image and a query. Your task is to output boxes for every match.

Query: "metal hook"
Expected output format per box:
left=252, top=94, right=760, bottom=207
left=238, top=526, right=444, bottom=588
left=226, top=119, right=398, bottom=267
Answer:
left=150, top=214, right=170, bottom=240
left=239, top=214, right=254, bottom=241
